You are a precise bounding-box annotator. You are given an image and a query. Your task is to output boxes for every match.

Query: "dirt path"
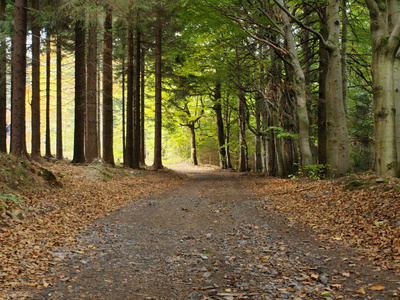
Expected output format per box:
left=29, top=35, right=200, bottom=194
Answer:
left=26, top=168, right=399, bottom=299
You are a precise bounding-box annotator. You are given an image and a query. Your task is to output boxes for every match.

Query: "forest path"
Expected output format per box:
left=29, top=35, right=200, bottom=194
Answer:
left=30, top=166, right=397, bottom=299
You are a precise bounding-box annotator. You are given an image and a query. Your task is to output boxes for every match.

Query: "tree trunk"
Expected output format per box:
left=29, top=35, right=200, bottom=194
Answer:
left=10, top=0, right=28, bottom=159
left=140, top=46, right=146, bottom=165
left=132, top=29, right=141, bottom=169
left=366, top=0, right=400, bottom=176
left=56, top=34, right=63, bottom=160
left=278, top=0, right=313, bottom=166
left=31, top=0, right=41, bottom=161
left=45, top=34, right=53, bottom=158
left=122, top=57, right=126, bottom=164
left=318, top=12, right=328, bottom=166
left=224, top=95, right=232, bottom=169
left=189, top=124, right=198, bottom=165
left=153, top=6, right=163, bottom=170
left=126, top=27, right=134, bottom=167
left=238, top=90, right=248, bottom=172
left=325, top=0, right=350, bottom=176
left=72, top=20, right=86, bottom=164
left=212, top=83, right=227, bottom=169
left=102, top=8, right=114, bottom=165
left=86, top=20, right=98, bottom=163
left=0, top=0, right=6, bottom=153
left=341, top=0, right=348, bottom=113
left=254, top=94, right=263, bottom=173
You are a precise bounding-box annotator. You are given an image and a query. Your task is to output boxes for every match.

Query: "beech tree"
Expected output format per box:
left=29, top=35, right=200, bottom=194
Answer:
left=365, top=0, right=400, bottom=177
left=0, top=0, right=6, bottom=153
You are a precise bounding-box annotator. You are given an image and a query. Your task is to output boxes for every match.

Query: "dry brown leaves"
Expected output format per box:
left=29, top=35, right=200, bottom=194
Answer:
left=0, top=163, right=183, bottom=299
left=249, top=173, right=400, bottom=273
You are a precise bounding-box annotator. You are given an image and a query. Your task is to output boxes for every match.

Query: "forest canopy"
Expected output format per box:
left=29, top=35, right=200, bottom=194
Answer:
left=0, top=0, right=397, bottom=177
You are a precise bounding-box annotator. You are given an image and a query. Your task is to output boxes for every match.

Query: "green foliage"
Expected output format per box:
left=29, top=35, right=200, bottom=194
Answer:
left=0, top=193, right=22, bottom=213
left=267, top=127, right=299, bottom=139
left=289, top=164, right=330, bottom=180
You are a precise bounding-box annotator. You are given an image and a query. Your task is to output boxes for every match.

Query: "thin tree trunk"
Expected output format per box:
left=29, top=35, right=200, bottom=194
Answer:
left=10, top=0, right=28, bottom=159
left=153, top=6, right=163, bottom=170
left=126, top=27, right=134, bottom=167
left=224, top=95, right=232, bottom=169
left=86, top=20, right=98, bottom=163
left=189, top=125, right=198, bottom=165
left=45, top=34, right=52, bottom=158
left=212, top=83, right=227, bottom=169
left=318, top=13, right=328, bottom=166
left=103, top=7, right=114, bottom=165
left=132, top=29, right=141, bottom=169
left=31, top=0, right=41, bottom=161
left=72, top=20, right=86, bottom=164
left=140, top=46, right=146, bottom=165
left=254, top=94, right=263, bottom=172
left=238, top=90, right=247, bottom=172
left=122, top=57, right=126, bottom=163
left=56, top=34, right=63, bottom=160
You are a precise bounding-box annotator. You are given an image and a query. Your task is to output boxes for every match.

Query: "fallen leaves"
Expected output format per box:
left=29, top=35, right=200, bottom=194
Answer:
left=0, top=163, right=184, bottom=299
left=249, top=173, right=400, bottom=273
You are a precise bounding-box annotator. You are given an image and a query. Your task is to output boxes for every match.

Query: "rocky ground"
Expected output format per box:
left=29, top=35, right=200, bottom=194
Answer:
left=2, top=164, right=398, bottom=299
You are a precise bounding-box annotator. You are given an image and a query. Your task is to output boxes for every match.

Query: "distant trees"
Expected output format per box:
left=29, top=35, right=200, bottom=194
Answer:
left=2, top=0, right=400, bottom=178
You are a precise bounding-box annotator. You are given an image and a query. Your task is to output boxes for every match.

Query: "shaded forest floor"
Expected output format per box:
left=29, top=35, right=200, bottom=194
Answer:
left=0, top=157, right=399, bottom=299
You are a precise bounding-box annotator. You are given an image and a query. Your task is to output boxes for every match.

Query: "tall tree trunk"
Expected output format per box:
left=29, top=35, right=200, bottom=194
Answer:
left=10, top=0, right=28, bottom=159
left=56, top=34, right=63, bottom=160
left=325, top=0, right=350, bottom=176
left=72, top=20, right=86, bottom=164
left=126, top=27, right=134, bottom=167
left=0, top=0, right=6, bottom=153
left=318, top=13, right=328, bottom=166
left=341, top=0, right=348, bottom=113
left=212, top=83, right=227, bottom=169
left=140, top=46, right=146, bottom=165
left=86, top=20, right=99, bottom=163
left=278, top=0, right=313, bottom=166
left=45, top=34, right=53, bottom=158
left=152, top=6, right=163, bottom=170
left=31, top=0, right=41, bottom=161
left=238, top=90, right=248, bottom=172
left=132, top=29, right=141, bottom=168
left=122, top=57, right=126, bottom=164
left=102, top=7, right=114, bottom=165
left=366, top=0, right=400, bottom=176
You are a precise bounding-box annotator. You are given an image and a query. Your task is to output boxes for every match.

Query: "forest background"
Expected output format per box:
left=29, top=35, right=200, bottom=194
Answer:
left=0, top=0, right=397, bottom=178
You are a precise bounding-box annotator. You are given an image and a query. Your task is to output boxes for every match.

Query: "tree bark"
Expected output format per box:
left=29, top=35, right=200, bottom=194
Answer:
left=254, top=94, right=263, bottom=173
left=132, top=29, right=141, bottom=169
left=325, top=0, right=350, bottom=176
left=153, top=6, right=163, bottom=170
left=0, top=0, right=6, bottom=153
left=56, top=34, right=63, bottom=160
left=238, top=90, right=248, bottom=172
left=365, top=0, right=400, bottom=176
left=10, top=0, right=28, bottom=159
left=278, top=0, right=313, bottom=166
left=102, top=7, right=114, bottom=165
left=31, top=0, right=41, bottom=161
left=126, top=27, right=134, bottom=167
left=122, top=57, right=126, bottom=164
left=86, top=19, right=99, bottom=163
left=318, top=11, right=328, bottom=166
left=72, top=20, right=86, bottom=164
left=189, top=124, right=198, bottom=165
left=140, top=46, right=146, bottom=165
left=212, top=83, right=227, bottom=169
left=45, top=34, right=52, bottom=158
